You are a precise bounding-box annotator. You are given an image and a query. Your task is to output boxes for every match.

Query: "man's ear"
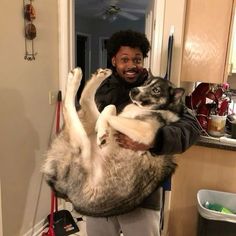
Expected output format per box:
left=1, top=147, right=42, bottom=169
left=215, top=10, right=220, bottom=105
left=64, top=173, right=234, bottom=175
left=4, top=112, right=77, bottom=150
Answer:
left=112, top=57, right=116, bottom=67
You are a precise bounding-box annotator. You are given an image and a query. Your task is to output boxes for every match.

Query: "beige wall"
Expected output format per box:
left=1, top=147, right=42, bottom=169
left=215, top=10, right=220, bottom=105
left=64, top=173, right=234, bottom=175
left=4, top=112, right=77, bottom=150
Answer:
left=0, top=1, right=59, bottom=235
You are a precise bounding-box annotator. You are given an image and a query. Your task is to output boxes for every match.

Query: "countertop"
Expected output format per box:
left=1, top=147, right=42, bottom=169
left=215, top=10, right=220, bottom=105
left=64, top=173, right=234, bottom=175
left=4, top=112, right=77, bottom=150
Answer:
left=196, top=135, right=236, bottom=151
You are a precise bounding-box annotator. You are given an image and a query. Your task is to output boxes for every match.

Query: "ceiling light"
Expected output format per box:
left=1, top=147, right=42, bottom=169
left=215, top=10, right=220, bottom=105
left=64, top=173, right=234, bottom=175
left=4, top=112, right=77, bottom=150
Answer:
left=101, top=5, right=120, bottom=22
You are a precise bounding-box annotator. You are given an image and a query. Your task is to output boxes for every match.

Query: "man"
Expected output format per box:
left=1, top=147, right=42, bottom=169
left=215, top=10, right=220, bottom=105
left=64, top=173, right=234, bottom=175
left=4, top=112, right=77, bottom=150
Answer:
left=86, top=30, right=200, bottom=236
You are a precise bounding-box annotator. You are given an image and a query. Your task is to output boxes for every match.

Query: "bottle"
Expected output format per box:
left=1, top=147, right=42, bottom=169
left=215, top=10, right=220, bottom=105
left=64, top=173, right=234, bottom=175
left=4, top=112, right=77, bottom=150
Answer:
left=204, top=201, right=234, bottom=214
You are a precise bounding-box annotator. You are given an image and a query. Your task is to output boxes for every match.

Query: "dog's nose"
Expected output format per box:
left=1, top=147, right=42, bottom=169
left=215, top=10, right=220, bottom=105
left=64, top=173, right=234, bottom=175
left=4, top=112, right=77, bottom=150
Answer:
left=130, top=88, right=139, bottom=97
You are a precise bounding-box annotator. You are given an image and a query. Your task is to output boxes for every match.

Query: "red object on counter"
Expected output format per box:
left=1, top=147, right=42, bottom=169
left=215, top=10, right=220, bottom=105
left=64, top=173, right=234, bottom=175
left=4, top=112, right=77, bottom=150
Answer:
left=185, top=83, right=229, bottom=130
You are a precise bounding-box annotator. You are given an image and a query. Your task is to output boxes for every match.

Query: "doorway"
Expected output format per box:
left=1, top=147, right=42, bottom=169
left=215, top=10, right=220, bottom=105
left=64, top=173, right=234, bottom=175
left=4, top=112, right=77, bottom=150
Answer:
left=99, top=37, right=112, bottom=69
left=58, top=0, right=162, bottom=95
left=75, top=33, right=91, bottom=101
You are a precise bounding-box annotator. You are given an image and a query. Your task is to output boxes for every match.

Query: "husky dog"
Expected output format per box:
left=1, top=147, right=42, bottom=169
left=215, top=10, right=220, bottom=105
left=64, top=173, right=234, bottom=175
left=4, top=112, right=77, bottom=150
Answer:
left=42, top=68, right=185, bottom=217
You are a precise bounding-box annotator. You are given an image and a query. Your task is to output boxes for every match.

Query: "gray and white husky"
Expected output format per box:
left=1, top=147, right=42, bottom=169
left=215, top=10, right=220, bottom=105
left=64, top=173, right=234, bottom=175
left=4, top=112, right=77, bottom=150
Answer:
left=42, top=68, right=185, bottom=217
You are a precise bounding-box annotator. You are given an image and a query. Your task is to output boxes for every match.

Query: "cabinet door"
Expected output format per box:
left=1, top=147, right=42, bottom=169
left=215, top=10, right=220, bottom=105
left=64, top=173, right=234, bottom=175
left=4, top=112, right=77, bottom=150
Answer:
left=181, top=0, right=234, bottom=83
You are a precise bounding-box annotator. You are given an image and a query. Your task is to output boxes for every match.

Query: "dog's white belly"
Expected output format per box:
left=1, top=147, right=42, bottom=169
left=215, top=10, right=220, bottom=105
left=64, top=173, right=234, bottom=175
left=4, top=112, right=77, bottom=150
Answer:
left=86, top=134, right=125, bottom=185
left=86, top=134, right=106, bottom=188
left=86, top=133, right=142, bottom=191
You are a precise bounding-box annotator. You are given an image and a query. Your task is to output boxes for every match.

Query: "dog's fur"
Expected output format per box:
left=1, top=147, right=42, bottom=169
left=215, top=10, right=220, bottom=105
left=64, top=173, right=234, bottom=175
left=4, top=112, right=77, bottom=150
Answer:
left=42, top=68, right=185, bottom=217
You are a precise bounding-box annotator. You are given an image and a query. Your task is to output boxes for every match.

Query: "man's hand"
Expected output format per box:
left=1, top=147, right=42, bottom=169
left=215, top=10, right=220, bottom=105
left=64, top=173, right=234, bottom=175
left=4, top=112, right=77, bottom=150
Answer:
left=115, top=132, right=152, bottom=151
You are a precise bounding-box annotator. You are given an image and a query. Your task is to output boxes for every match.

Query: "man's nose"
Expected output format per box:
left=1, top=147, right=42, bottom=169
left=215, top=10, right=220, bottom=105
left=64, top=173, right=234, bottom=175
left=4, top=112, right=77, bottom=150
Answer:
left=127, top=60, right=137, bottom=68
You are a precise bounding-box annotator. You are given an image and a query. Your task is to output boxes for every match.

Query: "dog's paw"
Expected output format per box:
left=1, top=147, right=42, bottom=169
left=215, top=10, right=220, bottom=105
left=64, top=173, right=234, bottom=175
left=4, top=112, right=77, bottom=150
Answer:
left=102, top=104, right=117, bottom=116
left=67, top=67, right=83, bottom=90
left=95, top=68, right=112, bottom=81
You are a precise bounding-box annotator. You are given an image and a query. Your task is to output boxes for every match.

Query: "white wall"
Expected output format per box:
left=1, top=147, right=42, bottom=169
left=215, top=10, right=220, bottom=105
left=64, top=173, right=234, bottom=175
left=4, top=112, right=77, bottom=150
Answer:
left=0, top=1, right=59, bottom=235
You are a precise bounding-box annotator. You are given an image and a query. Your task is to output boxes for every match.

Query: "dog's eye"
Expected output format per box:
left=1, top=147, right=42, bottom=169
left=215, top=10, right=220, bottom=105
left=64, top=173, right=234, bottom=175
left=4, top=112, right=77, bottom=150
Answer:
left=152, top=87, right=160, bottom=94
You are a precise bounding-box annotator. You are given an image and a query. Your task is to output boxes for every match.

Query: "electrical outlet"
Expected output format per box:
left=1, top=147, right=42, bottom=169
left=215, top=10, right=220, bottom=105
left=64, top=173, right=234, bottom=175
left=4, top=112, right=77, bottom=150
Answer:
left=48, top=91, right=58, bottom=105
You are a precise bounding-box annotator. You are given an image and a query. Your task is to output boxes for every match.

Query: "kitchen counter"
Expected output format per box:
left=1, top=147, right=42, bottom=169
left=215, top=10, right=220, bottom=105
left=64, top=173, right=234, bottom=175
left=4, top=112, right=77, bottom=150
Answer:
left=196, top=135, right=236, bottom=151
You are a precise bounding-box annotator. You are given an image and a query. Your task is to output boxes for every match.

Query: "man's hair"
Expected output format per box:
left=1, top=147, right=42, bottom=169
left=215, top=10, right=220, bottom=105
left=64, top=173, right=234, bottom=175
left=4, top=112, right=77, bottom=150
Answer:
left=107, top=30, right=151, bottom=59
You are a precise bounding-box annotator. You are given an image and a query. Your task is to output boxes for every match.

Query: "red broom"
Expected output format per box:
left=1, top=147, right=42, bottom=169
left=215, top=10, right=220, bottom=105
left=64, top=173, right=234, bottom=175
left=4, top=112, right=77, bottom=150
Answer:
left=42, top=91, right=62, bottom=236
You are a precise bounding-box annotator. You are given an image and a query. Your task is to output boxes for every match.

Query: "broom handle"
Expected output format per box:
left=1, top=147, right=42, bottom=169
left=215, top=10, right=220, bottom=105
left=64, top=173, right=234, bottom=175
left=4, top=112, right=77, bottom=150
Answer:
left=49, top=191, right=56, bottom=229
left=55, top=91, right=62, bottom=212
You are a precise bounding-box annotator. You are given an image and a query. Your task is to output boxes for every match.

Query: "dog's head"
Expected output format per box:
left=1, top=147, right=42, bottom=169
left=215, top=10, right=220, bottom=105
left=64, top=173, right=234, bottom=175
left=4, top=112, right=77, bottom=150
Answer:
left=129, top=73, right=185, bottom=113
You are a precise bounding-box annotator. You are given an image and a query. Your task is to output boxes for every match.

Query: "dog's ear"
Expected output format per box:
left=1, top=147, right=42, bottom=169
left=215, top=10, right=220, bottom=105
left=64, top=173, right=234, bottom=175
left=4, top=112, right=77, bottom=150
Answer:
left=172, top=88, right=185, bottom=103
left=148, top=68, right=154, bottom=77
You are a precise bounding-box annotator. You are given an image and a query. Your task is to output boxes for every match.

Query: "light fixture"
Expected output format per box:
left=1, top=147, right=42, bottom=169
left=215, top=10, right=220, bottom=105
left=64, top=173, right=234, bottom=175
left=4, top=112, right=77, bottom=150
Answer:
left=102, top=14, right=107, bottom=20
left=110, top=14, right=117, bottom=22
left=102, top=5, right=120, bottom=22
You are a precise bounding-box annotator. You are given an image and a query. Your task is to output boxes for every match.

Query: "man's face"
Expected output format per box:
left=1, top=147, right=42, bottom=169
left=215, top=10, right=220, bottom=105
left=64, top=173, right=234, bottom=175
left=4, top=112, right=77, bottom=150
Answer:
left=111, top=46, right=144, bottom=83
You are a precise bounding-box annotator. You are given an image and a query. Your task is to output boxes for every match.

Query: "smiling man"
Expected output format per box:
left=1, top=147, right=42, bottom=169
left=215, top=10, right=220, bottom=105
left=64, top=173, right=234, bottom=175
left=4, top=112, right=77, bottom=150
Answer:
left=95, top=30, right=150, bottom=113
left=88, top=30, right=200, bottom=236
left=111, top=46, right=144, bottom=83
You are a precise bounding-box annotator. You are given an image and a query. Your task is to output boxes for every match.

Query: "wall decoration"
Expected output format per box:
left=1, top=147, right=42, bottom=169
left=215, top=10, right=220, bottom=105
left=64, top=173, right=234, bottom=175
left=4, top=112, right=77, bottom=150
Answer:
left=23, top=0, right=37, bottom=60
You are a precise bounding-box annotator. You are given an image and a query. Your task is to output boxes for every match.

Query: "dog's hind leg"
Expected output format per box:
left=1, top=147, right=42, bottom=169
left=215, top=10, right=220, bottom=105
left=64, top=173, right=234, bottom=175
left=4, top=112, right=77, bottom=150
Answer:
left=63, top=68, right=91, bottom=159
left=79, top=68, right=112, bottom=134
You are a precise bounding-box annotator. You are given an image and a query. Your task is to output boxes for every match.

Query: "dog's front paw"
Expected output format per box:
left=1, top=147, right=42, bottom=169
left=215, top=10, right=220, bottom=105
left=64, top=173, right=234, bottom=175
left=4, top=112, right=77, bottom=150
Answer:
left=95, top=68, right=112, bottom=82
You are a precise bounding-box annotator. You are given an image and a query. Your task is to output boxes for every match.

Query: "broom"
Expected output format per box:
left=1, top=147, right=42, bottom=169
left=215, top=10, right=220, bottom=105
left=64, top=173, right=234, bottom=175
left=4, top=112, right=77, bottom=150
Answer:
left=42, top=91, right=79, bottom=236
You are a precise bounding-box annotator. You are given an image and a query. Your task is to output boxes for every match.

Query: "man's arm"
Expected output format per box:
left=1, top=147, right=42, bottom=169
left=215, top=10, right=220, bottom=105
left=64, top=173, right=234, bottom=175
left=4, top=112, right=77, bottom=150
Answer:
left=151, top=108, right=201, bottom=155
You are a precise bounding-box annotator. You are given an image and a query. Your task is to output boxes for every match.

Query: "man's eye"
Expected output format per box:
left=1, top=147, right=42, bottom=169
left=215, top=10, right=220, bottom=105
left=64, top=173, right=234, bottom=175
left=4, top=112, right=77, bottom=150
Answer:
left=134, top=58, right=142, bottom=64
left=121, top=58, right=129, bottom=63
left=152, top=87, right=160, bottom=94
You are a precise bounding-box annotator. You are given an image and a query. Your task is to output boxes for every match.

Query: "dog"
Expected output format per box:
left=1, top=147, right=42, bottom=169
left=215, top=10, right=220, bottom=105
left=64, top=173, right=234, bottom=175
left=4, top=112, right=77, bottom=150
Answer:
left=42, top=68, right=185, bottom=217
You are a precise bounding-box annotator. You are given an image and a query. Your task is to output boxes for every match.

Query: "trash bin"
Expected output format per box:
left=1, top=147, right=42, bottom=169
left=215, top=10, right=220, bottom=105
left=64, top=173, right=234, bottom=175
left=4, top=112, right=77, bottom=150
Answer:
left=197, top=189, right=236, bottom=236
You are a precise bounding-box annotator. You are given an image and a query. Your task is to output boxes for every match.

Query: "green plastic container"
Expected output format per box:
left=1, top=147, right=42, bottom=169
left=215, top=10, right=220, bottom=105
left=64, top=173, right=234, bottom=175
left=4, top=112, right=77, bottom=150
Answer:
left=204, top=201, right=235, bottom=214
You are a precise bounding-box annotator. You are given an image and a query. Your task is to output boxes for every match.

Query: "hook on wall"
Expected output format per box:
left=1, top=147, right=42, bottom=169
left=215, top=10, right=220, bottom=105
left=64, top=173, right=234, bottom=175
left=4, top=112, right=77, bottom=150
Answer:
left=23, top=0, right=37, bottom=60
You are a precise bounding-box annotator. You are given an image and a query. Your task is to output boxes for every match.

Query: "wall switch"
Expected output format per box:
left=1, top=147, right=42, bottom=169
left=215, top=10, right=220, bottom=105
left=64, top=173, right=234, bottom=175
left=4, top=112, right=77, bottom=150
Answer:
left=48, top=91, right=58, bottom=105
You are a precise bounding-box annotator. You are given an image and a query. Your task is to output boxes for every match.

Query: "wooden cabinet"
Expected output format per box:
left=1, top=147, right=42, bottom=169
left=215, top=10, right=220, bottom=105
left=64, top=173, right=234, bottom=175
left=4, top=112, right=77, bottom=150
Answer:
left=168, top=145, right=236, bottom=236
left=181, top=0, right=234, bottom=83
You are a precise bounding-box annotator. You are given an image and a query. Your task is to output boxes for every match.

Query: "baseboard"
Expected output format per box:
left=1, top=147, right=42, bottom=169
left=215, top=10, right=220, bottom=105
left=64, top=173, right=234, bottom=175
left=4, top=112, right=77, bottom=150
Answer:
left=23, top=218, right=47, bottom=236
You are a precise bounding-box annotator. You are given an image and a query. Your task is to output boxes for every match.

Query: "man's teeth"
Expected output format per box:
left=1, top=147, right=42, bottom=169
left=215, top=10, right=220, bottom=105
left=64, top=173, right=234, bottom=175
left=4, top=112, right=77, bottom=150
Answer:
left=126, top=72, right=136, bottom=75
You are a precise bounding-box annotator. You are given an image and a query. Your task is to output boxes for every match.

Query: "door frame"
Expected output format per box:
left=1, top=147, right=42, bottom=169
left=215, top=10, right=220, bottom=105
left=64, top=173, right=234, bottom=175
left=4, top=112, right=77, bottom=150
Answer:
left=99, top=37, right=109, bottom=68
left=58, top=0, right=75, bottom=97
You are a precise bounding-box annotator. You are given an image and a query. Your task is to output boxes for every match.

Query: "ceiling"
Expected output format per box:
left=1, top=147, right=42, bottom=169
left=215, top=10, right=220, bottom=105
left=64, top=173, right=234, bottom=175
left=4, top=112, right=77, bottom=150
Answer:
left=75, top=0, right=149, bottom=22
